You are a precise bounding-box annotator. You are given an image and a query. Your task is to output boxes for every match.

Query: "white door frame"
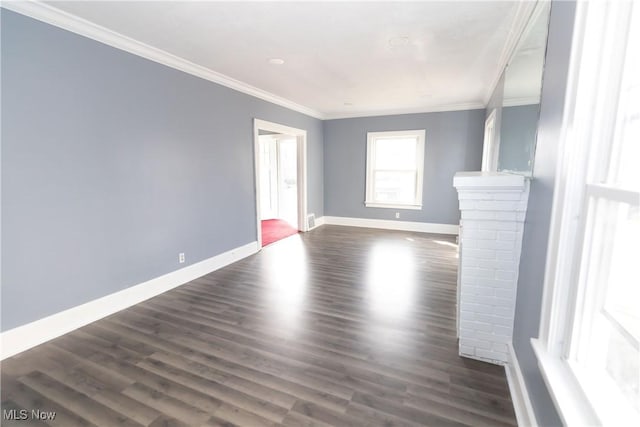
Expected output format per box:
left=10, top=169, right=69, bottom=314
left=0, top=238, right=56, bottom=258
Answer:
left=258, top=134, right=279, bottom=220
left=481, top=108, right=499, bottom=172
left=253, top=119, right=308, bottom=248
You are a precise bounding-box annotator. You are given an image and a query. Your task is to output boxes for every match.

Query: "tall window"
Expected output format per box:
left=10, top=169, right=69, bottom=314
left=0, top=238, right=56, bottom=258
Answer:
left=365, top=130, right=425, bottom=210
left=535, top=2, right=639, bottom=425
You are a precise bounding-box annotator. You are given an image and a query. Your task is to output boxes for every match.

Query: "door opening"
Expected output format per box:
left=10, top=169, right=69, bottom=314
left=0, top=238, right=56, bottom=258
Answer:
left=254, top=120, right=308, bottom=248
left=481, top=109, right=498, bottom=172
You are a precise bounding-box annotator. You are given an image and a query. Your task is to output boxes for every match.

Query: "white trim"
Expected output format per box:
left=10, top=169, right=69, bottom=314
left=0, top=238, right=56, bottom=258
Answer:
left=482, top=109, right=498, bottom=172
left=323, top=216, right=458, bottom=235
left=254, top=120, right=306, bottom=138
left=365, top=129, right=425, bottom=210
left=297, top=133, right=309, bottom=233
left=505, top=343, right=539, bottom=427
left=307, top=215, right=325, bottom=231
left=483, top=0, right=539, bottom=105
left=363, top=203, right=422, bottom=210
left=535, top=3, right=640, bottom=425
left=0, top=241, right=259, bottom=360
left=311, top=216, right=326, bottom=230
left=531, top=339, right=600, bottom=427
left=1, top=1, right=492, bottom=121
left=253, top=119, right=308, bottom=249
left=503, top=97, right=541, bottom=108
left=323, top=102, right=486, bottom=120
left=453, top=171, right=527, bottom=190
left=254, top=123, right=263, bottom=247
left=1, top=1, right=323, bottom=119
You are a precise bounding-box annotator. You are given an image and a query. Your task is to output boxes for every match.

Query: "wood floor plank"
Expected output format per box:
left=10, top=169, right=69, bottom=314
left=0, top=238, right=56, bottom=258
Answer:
left=0, top=399, right=49, bottom=427
left=92, top=389, right=162, bottom=426
left=100, top=319, right=351, bottom=413
left=1, top=377, right=96, bottom=427
left=124, top=302, right=454, bottom=393
left=408, top=383, right=516, bottom=421
left=135, top=356, right=289, bottom=422
left=404, top=394, right=515, bottom=427
left=121, top=382, right=211, bottom=425
left=345, top=401, right=423, bottom=427
left=147, top=415, right=192, bottom=427
left=290, top=401, right=364, bottom=427
left=1, top=226, right=517, bottom=426
left=18, top=372, right=140, bottom=426
left=351, top=391, right=468, bottom=427
left=281, top=411, right=334, bottom=427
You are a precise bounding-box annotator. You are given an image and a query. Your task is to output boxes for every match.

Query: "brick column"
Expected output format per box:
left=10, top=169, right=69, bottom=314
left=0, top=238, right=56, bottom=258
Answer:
left=453, top=172, right=530, bottom=364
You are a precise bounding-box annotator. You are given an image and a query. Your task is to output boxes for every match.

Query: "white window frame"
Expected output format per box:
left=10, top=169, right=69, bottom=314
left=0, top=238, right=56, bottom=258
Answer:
left=533, top=1, right=639, bottom=426
left=365, top=130, right=425, bottom=210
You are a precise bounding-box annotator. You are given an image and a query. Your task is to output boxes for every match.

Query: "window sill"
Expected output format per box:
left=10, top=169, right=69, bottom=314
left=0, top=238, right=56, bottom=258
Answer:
left=364, top=202, right=422, bottom=210
left=531, top=338, right=600, bottom=426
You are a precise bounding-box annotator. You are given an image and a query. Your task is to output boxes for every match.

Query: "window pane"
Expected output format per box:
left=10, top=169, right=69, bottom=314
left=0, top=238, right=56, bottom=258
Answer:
left=603, top=201, right=640, bottom=412
left=612, top=83, right=640, bottom=189
left=573, top=197, right=640, bottom=414
left=373, top=171, right=416, bottom=204
left=603, top=203, right=640, bottom=342
left=609, top=5, right=640, bottom=189
left=603, top=318, right=639, bottom=413
left=374, top=137, right=418, bottom=170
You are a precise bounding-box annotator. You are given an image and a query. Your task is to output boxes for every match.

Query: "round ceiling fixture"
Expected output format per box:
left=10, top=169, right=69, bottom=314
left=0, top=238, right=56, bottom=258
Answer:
left=268, top=58, right=285, bottom=65
left=388, top=36, right=410, bottom=48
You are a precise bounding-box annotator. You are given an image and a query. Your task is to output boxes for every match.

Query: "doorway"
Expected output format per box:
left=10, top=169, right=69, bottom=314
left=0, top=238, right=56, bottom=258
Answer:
left=481, top=108, right=498, bottom=172
left=254, top=119, right=308, bottom=248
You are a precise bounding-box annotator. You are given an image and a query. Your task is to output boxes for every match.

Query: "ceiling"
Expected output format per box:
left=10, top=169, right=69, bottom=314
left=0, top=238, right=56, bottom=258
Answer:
left=37, top=1, right=524, bottom=119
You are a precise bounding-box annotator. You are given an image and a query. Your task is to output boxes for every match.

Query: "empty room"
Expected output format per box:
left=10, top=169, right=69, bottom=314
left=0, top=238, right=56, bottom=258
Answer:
left=1, top=1, right=638, bottom=426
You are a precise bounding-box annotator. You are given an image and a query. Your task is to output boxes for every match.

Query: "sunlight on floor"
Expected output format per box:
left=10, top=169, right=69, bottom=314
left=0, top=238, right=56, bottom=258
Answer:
left=263, top=236, right=308, bottom=336
left=367, top=243, right=416, bottom=319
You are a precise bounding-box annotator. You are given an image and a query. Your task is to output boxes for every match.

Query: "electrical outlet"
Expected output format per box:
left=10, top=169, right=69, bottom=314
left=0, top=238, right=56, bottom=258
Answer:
left=395, top=212, right=400, bottom=219
left=179, top=253, right=185, bottom=263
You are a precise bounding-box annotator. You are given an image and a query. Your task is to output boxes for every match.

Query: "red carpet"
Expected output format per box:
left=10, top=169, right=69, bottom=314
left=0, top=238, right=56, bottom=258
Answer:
left=262, top=219, right=299, bottom=247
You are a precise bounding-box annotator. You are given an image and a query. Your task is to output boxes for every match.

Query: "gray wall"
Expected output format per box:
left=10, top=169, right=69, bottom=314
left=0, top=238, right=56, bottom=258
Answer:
left=323, top=110, right=485, bottom=224
left=499, top=104, right=540, bottom=173
left=1, top=10, right=323, bottom=331
left=513, top=1, right=577, bottom=426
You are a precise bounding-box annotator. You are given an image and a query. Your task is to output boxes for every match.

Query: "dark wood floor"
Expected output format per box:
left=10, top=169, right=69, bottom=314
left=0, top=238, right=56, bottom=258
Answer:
left=1, top=226, right=517, bottom=427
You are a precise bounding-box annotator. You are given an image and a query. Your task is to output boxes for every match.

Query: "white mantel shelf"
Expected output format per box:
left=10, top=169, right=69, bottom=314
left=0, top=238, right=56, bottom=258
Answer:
left=453, top=171, right=528, bottom=190
left=453, top=171, right=531, bottom=365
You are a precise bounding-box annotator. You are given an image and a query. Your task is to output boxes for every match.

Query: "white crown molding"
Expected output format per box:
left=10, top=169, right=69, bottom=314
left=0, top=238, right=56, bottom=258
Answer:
left=1, top=241, right=259, bottom=360
left=483, top=0, right=540, bottom=105
left=323, top=102, right=486, bottom=120
left=2, top=1, right=534, bottom=122
left=1, top=0, right=324, bottom=119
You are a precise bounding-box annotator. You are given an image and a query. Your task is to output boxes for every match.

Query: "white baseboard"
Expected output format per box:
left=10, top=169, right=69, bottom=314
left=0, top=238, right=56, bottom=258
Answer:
left=308, top=216, right=325, bottom=230
left=323, top=216, right=459, bottom=235
left=1, top=241, right=259, bottom=360
left=506, top=343, right=539, bottom=427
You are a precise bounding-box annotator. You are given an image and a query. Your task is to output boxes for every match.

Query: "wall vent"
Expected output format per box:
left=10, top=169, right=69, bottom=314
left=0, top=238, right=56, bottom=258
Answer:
left=307, top=213, right=316, bottom=229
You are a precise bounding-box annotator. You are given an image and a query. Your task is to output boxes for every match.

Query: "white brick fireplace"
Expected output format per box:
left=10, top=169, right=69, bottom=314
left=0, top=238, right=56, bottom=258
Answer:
left=453, top=172, right=530, bottom=364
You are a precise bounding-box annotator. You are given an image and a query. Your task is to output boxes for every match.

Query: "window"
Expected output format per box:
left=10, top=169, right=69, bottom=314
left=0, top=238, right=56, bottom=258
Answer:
left=365, top=130, right=425, bottom=210
left=534, top=2, right=640, bottom=426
